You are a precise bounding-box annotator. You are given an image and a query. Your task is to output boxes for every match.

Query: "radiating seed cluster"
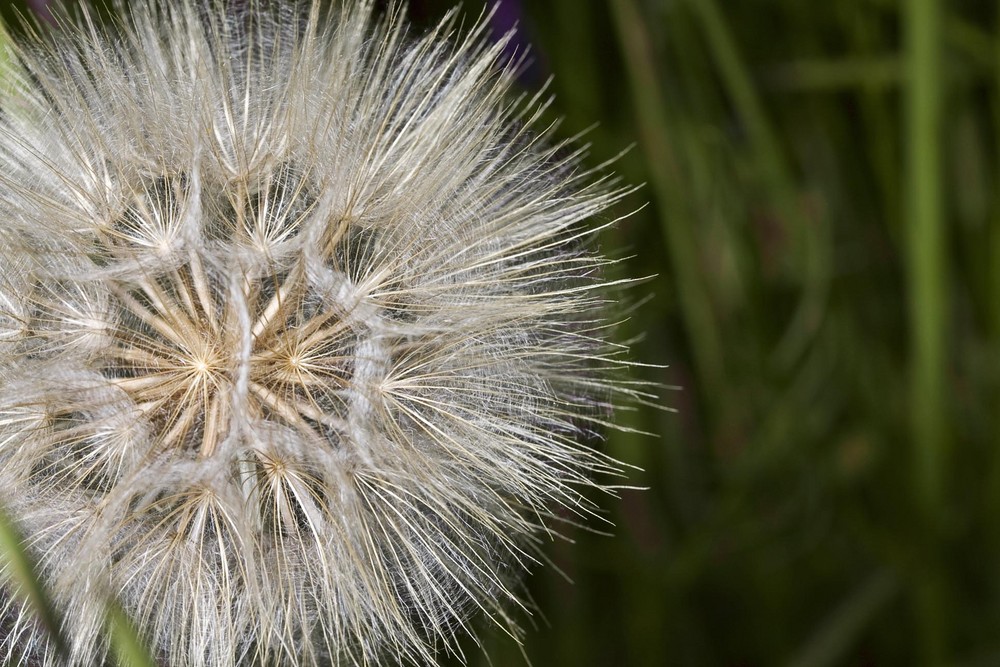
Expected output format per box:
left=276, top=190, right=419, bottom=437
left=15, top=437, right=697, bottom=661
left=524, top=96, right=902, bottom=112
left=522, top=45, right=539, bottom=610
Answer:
left=0, top=1, right=641, bottom=665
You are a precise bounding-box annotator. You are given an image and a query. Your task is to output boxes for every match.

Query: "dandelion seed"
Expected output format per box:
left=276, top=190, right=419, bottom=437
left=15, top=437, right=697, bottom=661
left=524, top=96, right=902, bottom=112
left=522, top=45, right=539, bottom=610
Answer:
left=0, top=1, right=645, bottom=664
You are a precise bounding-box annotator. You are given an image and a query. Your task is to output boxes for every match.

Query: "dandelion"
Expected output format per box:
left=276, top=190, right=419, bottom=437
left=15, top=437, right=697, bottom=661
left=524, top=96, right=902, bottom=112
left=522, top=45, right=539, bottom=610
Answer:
left=0, top=0, right=641, bottom=664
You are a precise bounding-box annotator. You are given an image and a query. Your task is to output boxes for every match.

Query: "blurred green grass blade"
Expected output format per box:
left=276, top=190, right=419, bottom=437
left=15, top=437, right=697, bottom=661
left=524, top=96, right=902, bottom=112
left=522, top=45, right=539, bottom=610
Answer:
left=686, top=0, right=785, bottom=170
left=688, top=0, right=830, bottom=369
left=0, top=506, right=68, bottom=658
left=906, top=0, right=949, bottom=663
left=0, top=504, right=154, bottom=665
left=946, top=16, right=996, bottom=70
left=766, top=56, right=903, bottom=91
left=766, top=19, right=998, bottom=89
left=989, top=0, right=1000, bottom=523
left=609, top=0, right=726, bottom=402
left=786, top=570, right=898, bottom=667
left=906, top=0, right=947, bottom=522
left=107, top=600, right=157, bottom=667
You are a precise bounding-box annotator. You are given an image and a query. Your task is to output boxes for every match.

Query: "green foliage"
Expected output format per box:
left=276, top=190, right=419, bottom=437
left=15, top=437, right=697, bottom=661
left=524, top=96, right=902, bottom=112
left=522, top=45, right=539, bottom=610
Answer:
left=505, top=0, right=999, bottom=664
left=0, top=503, right=156, bottom=667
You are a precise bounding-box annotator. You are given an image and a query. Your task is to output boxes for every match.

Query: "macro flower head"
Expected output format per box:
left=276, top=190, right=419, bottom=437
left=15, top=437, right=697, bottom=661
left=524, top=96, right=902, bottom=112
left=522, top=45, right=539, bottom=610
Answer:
left=0, top=0, right=641, bottom=664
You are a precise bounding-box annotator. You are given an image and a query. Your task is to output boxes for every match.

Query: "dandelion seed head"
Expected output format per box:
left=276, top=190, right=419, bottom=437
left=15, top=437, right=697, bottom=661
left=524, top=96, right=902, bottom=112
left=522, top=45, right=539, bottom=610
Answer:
left=0, top=1, right=643, bottom=664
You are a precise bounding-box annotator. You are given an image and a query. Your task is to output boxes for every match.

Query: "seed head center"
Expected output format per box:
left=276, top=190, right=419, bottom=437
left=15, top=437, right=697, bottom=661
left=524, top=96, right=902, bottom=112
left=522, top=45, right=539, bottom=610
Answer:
left=104, top=259, right=354, bottom=458
left=189, top=355, right=213, bottom=377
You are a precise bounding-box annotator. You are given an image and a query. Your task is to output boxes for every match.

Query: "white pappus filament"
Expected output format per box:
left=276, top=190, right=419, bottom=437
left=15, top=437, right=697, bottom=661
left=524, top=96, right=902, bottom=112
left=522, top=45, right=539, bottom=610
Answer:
left=0, top=1, right=646, bottom=665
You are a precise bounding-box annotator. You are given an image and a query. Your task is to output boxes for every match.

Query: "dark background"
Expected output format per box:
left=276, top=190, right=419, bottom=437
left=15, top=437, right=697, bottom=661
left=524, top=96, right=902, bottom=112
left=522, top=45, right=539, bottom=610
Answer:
left=2, top=0, right=995, bottom=665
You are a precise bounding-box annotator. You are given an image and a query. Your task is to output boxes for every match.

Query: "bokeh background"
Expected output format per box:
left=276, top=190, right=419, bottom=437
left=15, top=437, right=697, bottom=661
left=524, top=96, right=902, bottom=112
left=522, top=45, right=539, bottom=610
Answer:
left=1, top=0, right=994, bottom=665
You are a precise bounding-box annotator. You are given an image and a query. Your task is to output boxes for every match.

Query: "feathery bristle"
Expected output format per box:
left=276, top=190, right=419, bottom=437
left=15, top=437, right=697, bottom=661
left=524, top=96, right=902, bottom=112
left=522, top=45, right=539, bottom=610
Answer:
left=0, top=1, right=644, bottom=664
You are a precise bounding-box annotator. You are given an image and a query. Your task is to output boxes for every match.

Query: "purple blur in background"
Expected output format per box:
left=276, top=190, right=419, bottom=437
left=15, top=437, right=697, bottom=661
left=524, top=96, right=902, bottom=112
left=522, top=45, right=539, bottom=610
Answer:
left=487, top=0, right=545, bottom=87
left=28, top=0, right=53, bottom=23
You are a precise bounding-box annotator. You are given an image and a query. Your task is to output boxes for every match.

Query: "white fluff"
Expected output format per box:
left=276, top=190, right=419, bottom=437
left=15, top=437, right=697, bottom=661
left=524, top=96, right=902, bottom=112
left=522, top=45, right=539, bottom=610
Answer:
left=0, top=1, right=642, bottom=664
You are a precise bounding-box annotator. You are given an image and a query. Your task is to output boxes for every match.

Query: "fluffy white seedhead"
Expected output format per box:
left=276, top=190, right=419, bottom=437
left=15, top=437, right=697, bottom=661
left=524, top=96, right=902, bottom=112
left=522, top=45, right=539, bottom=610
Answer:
left=0, top=1, right=640, bottom=664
